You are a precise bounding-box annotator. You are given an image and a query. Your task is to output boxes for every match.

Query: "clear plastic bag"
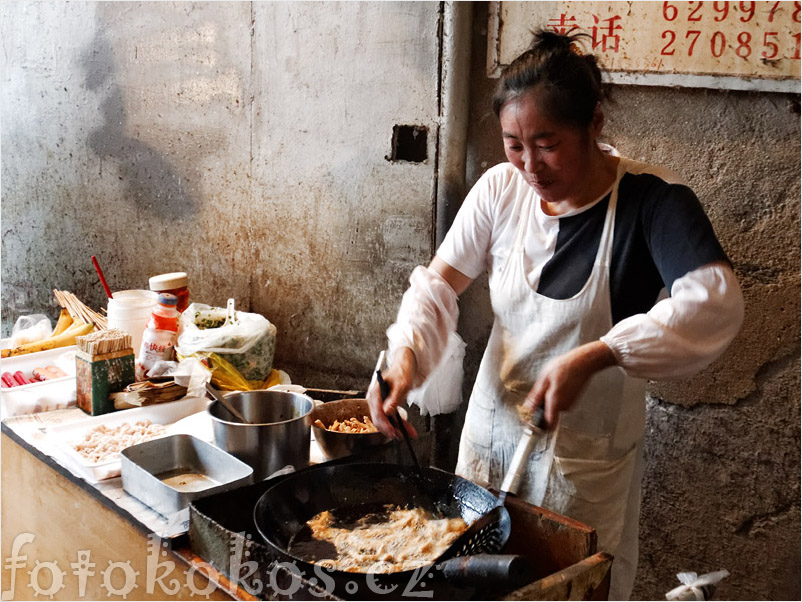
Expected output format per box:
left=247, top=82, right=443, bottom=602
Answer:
left=406, top=331, right=466, bottom=417
left=175, top=301, right=277, bottom=381
left=11, top=314, right=52, bottom=346
left=172, top=357, right=213, bottom=399
left=665, top=570, right=729, bottom=600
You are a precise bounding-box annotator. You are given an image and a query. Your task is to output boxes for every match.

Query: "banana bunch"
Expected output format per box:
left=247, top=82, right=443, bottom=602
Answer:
left=1, top=310, right=94, bottom=358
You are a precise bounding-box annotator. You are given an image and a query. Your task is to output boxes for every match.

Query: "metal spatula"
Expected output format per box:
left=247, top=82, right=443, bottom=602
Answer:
left=441, top=405, right=546, bottom=570
left=441, top=504, right=511, bottom=558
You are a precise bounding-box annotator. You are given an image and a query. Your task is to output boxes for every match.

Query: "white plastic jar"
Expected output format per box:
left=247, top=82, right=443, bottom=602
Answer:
left=106, top=290, right=158, bottom=358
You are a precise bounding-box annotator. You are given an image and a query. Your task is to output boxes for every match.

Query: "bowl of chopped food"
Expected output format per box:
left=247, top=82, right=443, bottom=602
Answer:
left=310, top=398, right=405, bottom=460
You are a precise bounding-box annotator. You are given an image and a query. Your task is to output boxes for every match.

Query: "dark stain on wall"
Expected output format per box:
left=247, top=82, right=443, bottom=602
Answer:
left=82, top=28, right=199, bottom=221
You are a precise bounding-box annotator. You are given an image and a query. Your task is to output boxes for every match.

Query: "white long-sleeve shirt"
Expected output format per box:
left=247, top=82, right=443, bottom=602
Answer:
left=387, top=161, right=744, bottom=411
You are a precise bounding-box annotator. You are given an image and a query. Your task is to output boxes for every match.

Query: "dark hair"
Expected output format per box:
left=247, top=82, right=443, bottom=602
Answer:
left=492, top=29, right=606, bottom=129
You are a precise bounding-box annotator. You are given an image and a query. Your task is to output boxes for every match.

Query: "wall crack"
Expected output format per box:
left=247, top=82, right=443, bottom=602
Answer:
left=735, top=502, right=800, bottom=537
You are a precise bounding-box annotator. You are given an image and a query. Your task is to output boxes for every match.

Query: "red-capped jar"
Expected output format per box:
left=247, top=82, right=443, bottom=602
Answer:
left=149, top=272, right=190, bottom=312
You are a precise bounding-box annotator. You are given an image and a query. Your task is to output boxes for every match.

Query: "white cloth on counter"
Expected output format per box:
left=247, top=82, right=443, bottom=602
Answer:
left=387, top=262, right=743, bottom=415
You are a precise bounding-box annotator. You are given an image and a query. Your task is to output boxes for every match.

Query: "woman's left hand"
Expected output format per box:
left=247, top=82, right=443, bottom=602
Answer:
left=523, top=340, right=618, bottom=427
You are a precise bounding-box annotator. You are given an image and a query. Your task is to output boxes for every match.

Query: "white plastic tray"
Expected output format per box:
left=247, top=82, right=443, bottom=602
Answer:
left=47, top=396, right=211, bottom=483
left=0, top=346, right=77, bottom=419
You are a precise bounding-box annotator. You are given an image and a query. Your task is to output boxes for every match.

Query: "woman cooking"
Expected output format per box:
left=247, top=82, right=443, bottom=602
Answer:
left=367, top=29, right=744, bottom=600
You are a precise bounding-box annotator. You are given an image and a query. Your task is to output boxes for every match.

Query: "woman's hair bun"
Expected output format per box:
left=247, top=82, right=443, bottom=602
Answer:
left=492, top=27, right=606, bottom=128
left=527, top=28, right=581, bottom=54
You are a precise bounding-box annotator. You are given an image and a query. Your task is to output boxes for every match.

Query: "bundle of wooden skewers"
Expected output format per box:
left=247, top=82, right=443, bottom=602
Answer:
left=53, top=289, right=107, bottom=330
left=1, top=290, right=104, bottom=358
left=75, top=329, right=131, bottom=356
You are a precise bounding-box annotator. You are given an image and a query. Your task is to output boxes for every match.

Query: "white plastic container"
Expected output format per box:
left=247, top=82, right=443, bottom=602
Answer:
left=48, top=396, right=211, bottom=483
left=107, top=290, right=158, bottom=359
left=0, top=345, right=77, bottom=419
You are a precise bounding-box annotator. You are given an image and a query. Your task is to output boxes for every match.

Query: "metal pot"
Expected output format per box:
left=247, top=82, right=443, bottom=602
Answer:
left=208, top=390, right=313, bottom=481
left=310, top=398, right=404, bottom=460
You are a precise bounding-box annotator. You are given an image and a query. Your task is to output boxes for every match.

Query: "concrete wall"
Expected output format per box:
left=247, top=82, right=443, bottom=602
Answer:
left=1, top=1, right=441, bottom=390
left=2, top=2, right=799, bottom=601
left=463, top=5, right=800, bottom=600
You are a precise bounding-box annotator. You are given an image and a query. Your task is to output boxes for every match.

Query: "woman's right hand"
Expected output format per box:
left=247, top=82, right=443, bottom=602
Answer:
left=366, top=347, right=418, bottom=440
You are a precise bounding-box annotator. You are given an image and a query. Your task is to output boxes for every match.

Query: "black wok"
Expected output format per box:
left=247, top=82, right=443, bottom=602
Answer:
left=253, top=462, right=523, bottom=599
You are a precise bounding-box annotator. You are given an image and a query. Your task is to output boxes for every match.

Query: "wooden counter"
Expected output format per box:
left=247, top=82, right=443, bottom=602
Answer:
left=1, top=428, right=233, bottom=601
left=1, top=419, right=611, bottom=601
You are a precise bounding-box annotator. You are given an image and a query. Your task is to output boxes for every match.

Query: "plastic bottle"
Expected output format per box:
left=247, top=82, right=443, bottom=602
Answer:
left=136, top=293, right=180, bottom=380
left=149, top=272, right=190, bottom=313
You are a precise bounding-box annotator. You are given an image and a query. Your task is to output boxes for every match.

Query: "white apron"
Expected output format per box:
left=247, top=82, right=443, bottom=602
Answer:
left=455, top=159, right=646, bottom=600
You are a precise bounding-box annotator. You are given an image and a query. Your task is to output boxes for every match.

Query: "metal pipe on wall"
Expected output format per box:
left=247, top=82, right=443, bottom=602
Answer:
left=435, top=1, right=473, bottom=248
left=431, top=1, right=473, bottom=470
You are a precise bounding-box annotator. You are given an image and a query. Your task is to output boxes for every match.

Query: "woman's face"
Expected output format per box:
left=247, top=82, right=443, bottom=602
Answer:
left=499, top=90, right=601, bottom=207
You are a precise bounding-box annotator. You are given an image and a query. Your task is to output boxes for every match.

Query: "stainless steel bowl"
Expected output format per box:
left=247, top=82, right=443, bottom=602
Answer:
left=310, top=398, right=401, bottom=460
left=208, top=390, right=313, bottom=481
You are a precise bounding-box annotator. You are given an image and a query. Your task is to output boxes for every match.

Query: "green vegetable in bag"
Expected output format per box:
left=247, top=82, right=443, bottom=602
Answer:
left=175, top=300, right=277, bottom=381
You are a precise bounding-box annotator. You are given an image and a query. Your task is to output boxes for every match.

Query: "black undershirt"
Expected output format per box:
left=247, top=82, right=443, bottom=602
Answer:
left=537, top=172, right=730, bottom=325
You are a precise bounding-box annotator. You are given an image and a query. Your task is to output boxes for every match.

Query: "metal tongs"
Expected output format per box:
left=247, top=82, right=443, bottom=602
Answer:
left=373, top=350, right=422, bottom=475
left=497, top=404, right=547, bottom=506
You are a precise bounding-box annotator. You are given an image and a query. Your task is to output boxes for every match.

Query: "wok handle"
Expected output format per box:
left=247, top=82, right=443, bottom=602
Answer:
left=436, top=554, right=534, bottom=587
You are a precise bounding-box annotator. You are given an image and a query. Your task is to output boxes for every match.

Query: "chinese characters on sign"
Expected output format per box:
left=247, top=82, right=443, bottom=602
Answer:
left=547, top=10, right=623, bottom=53
left=489, top=1, right=801, bottom=92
